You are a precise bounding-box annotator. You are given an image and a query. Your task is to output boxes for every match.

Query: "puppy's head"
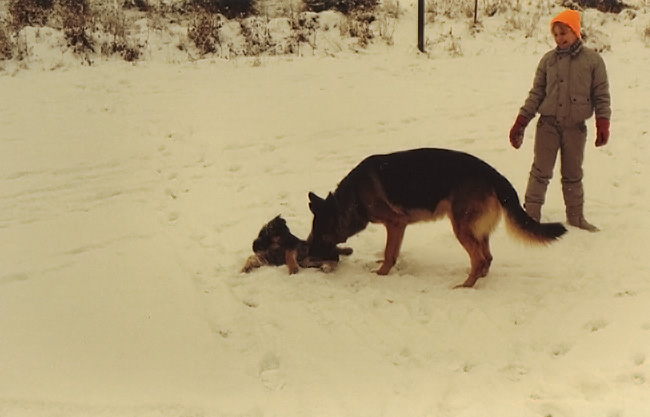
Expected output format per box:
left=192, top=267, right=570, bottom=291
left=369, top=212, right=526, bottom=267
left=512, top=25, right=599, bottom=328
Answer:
left=252, top=215, right=300, bottom=265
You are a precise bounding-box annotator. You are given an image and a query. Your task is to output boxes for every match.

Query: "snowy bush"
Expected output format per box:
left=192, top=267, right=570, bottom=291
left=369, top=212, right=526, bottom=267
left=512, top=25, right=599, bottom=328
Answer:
left=9, top=0, right=54, bottom=28
left=340, top=11, right=374, bottom=47
left=57, top=0, right=93, bottom=55
left=289, top=12, right=317, bottom=42
left=285, top=12, right=318, bottom=53
left=7, top=0, right=637, bottom=66
left=187, top=11, right=223, bottom=54
left=582, top=17, right=612, bottom=52
left=256, top=0, right=303, bottom=17
left=426, top=0, right=473, bottom=20
left=380, top=0, right=401, bottom=18
left=431, top=28, right=462, bottom=57
left=303, top=0, right=379, bottom=14
left=123, top=0, right=152, bottom=12
left=189, top=0, right=257, bottom=19
left=562, top=0, right=629, bottom=13
left=240, top=16, right=276, bottom=55
left=503, top=11, right=540, bottom=38
left=0, top=19, right=15, bottom=59
left=96, top=4, right=142, bottom=61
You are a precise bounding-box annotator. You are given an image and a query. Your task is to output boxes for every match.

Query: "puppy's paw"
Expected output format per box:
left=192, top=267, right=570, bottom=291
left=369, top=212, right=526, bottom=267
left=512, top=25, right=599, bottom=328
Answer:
left=241, top=255, right=263, bottom=273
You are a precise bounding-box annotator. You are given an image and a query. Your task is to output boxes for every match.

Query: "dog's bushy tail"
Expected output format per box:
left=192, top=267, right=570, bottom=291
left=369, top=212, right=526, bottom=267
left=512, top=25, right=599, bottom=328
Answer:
left=493, top=173, right=567, bottom=244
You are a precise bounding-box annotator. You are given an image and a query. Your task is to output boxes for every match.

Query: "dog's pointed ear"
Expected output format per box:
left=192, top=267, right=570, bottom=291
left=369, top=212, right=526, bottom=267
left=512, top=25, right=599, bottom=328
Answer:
left=309, top=192, right=325, bottom=214
left=309, top=192, right=331, bottom=214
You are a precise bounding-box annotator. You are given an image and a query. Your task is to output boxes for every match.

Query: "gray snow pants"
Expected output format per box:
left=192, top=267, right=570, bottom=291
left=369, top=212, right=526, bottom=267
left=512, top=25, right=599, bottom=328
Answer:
left=524, top=116, right=588, bottom=211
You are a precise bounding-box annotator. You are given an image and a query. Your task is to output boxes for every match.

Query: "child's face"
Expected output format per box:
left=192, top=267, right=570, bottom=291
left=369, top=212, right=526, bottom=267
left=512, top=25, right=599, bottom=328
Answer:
left=552, top=23, right=579, bottom=49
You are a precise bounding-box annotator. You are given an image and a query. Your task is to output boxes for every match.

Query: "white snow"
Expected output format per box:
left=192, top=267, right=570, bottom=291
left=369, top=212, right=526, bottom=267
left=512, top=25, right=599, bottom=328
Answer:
left=1, top=2, right=650, bottom=416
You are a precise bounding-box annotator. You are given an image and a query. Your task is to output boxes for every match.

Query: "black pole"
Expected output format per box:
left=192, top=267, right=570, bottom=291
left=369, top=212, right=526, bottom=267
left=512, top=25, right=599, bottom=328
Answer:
left=474, top=0, right=478, bottom=24
left=418, top=0, right=425, bottom=52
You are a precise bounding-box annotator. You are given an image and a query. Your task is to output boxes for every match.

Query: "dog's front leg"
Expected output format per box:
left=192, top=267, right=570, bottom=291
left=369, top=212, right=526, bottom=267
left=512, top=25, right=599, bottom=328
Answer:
left=242, top=255, right=264, bottom=273
left=285, top=249, right=300, bottom=274
left=376, top=220, right=407, bottom=275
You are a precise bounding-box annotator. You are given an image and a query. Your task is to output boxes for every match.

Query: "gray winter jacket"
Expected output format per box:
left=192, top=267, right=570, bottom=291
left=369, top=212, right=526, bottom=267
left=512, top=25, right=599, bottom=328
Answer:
left=519, top=42, right=611, bottom=126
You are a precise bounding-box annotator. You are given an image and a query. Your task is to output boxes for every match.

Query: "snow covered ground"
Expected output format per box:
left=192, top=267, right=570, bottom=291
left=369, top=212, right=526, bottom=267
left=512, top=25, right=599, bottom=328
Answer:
left=1, top=2, right=650, bottom=416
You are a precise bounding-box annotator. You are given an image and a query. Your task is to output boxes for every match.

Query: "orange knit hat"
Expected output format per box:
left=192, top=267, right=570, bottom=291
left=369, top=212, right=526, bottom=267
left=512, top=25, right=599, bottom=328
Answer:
left=551, top=9, right=581, bottom=39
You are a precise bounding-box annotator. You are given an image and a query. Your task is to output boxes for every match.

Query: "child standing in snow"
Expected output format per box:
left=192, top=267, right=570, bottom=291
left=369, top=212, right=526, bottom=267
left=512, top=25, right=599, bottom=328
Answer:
left=509, top=9, right=611, bottom=232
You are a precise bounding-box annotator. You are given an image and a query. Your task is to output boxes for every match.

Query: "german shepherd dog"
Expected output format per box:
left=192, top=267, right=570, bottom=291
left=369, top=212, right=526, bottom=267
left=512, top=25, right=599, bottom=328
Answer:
left=307, top=148, right=567, bottom=288
left=242, top=215, right=352, bottom=274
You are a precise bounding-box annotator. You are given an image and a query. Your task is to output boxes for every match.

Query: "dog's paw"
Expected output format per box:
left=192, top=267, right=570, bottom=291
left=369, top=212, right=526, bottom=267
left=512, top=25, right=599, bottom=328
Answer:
left=241, top=255, right=263, bottom=273
left=299, top=257, right=338, bottom=273
left=319, top=261, right=338, bottom=273
left=453, top=282, right=477, bottom=290
left=337, top=246, right=353, bottom=256
left=375, top=260, right=394, bottom=276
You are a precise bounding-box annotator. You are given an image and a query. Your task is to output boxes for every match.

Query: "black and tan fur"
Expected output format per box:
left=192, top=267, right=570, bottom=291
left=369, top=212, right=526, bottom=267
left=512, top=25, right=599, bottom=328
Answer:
left=307, top=148, right=567, bottom=288
left=242, top=215, right=352, bottom=274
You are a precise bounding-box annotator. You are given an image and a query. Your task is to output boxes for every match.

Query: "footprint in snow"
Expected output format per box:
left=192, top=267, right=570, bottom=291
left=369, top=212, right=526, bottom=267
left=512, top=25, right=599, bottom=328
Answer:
left=243, top=299, right=259, bottom=308
left=631, top=373, right=646, bottom=385
left=259, top=352, right=284, bottom=391
left=584, top=319, right=609, bottom=333
left=550, top=344, right=571, bottom=358
left=633, top=353, right=646, bottom=366
left=502, top=364, right=530, bottom=381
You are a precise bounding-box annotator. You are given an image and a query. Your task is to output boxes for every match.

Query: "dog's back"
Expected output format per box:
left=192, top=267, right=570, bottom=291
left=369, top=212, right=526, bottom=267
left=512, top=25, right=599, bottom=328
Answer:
left=345, top=149, right=507, bottom=209
left=339, top=148, right=565, bottom=241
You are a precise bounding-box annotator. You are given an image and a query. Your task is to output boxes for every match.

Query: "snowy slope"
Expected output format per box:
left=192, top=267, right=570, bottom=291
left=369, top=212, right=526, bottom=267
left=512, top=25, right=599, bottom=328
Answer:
left=1, top=2, right=650, bottom=416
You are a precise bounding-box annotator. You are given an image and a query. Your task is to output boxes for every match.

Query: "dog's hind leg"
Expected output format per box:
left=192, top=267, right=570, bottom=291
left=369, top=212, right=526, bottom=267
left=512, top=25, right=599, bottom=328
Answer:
left=452, top=230, right=491, bottom=288
left=450, top=193, right=500, bottom=287
left=376, top=220, right=407, bottom=275
left=482, top=236, right=493, bottom=273
left=449, top=207, right=493, bottom=288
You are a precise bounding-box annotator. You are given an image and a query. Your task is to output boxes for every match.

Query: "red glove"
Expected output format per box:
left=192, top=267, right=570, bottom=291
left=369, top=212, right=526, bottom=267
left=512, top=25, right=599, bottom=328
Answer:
left=595, top=118, right=610, bottom=147
left=509, top=115, right=530, bottom=149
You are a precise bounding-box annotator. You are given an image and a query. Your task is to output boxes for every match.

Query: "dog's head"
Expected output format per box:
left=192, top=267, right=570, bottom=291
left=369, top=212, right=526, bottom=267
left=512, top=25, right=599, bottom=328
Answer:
left=252, top=215, right=301, bottom=265
left=307, top=192, right=346, bottom=261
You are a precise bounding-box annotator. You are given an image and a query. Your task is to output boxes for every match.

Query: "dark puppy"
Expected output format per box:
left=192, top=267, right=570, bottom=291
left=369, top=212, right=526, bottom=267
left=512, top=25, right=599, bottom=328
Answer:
left=241, top=215, right=352, bottom=274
